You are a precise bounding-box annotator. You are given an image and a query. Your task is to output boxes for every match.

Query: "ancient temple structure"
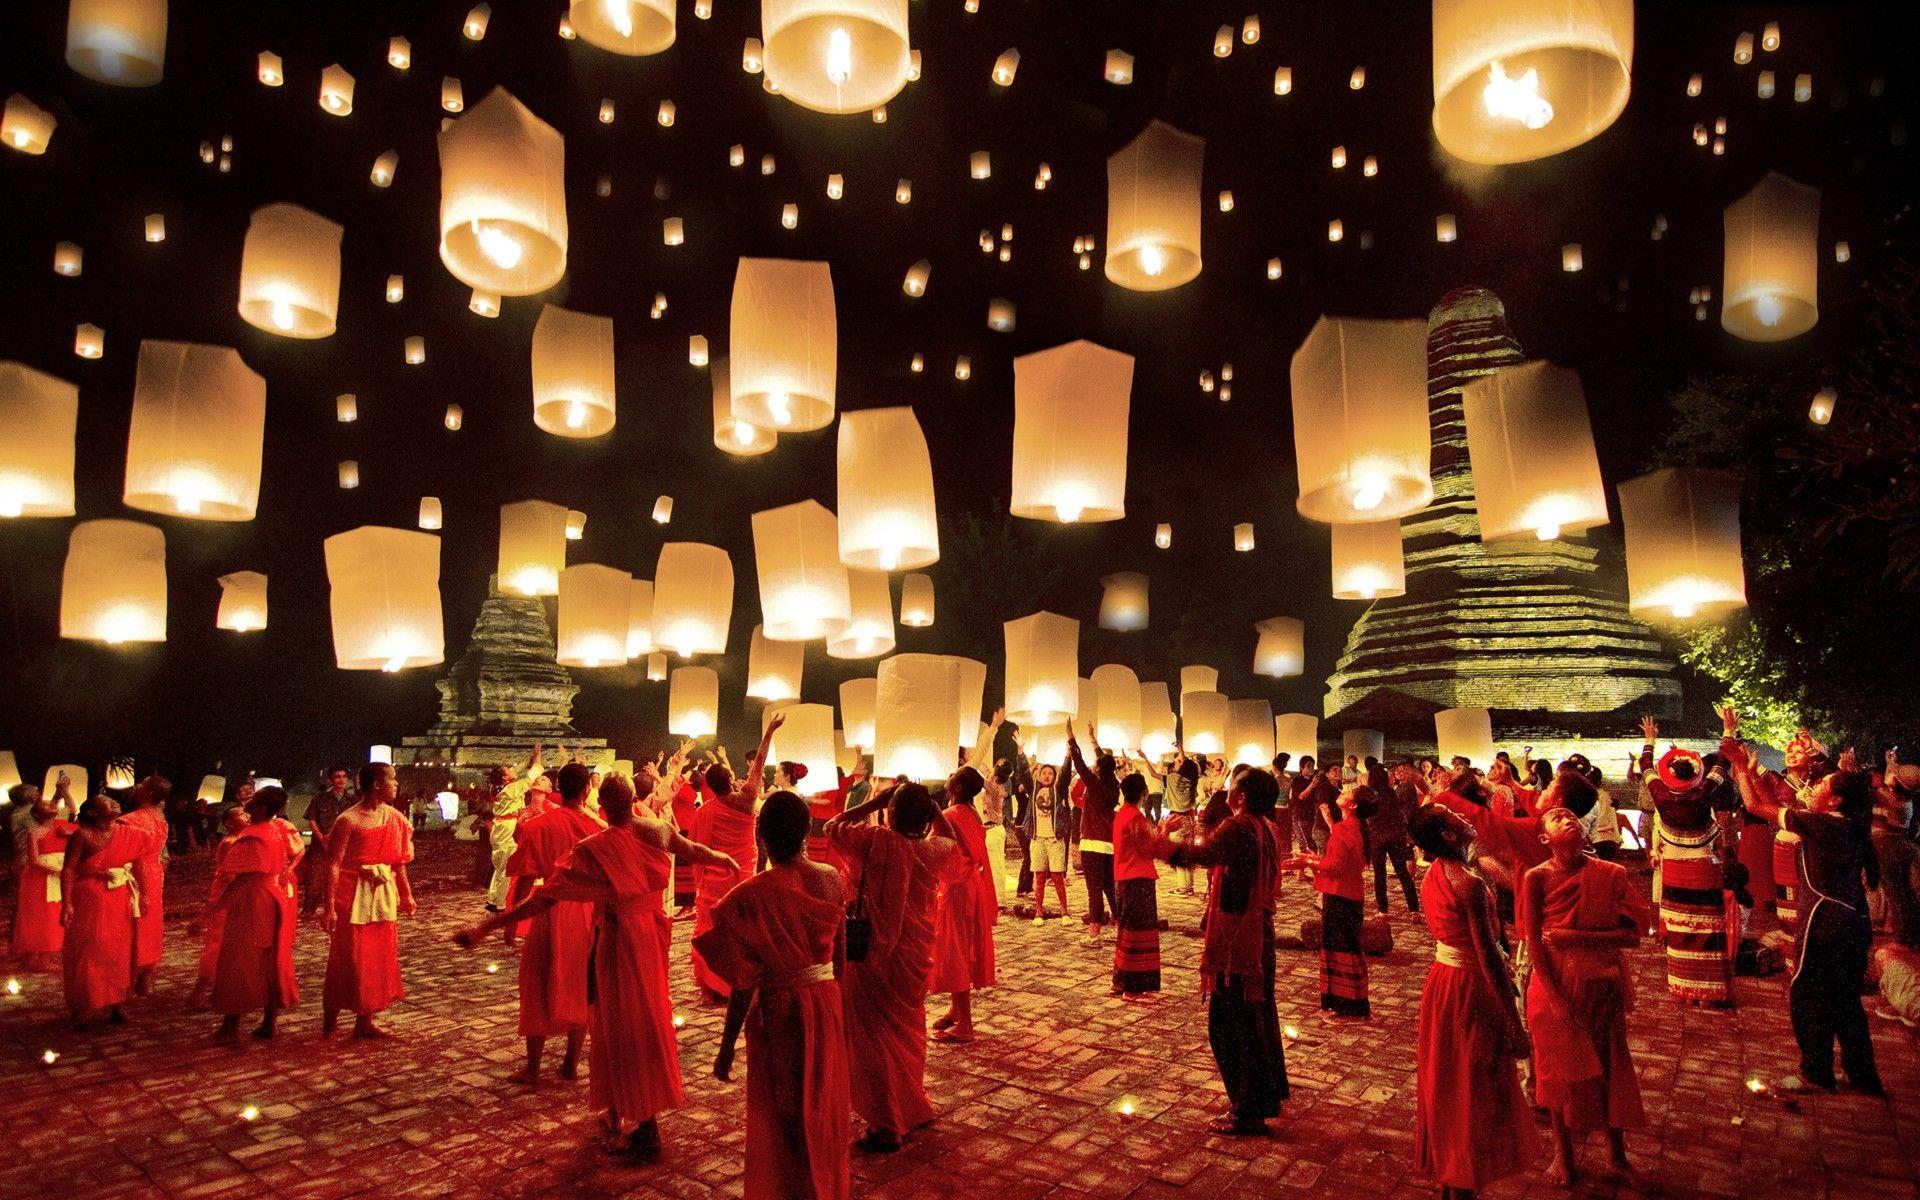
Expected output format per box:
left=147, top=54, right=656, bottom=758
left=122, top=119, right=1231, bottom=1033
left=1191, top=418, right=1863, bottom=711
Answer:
left=1322, top=287, right=1683, bottom=759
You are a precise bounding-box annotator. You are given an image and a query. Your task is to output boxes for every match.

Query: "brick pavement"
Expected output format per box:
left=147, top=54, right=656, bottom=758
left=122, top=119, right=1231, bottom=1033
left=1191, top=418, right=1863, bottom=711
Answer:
left=5, top=854, right=1918, bottom=1200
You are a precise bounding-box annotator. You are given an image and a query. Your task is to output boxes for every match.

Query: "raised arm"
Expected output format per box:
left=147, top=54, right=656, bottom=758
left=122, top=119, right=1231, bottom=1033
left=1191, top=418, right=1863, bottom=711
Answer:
left=740, top=716, right=781, bottom=804
left=965, top=708, right=1006, bottom=771
left=827, top=780, right=897, bottom=832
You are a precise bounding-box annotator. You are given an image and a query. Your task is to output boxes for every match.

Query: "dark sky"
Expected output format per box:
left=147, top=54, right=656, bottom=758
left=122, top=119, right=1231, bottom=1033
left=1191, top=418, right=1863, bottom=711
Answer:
left=0, top=1, right=1911, bottom=784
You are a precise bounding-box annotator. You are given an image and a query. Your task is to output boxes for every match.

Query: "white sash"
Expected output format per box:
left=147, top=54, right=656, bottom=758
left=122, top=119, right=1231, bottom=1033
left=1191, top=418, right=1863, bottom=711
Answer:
left=44, top=874, right=62, bottom=903
left=1434, top=942, right=1470, bottom=968
left=350, top=863, right=399, bottom=924
left=104, top=865, right=142, bottom=917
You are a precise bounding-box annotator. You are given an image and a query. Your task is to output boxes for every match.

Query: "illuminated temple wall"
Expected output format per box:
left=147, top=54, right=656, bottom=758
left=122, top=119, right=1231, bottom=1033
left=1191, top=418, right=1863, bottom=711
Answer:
left=1322, top=286, right=1683, bottom=753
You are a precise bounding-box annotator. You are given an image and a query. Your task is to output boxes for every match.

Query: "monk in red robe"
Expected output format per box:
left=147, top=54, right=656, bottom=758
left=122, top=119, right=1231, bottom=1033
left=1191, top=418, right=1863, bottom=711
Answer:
left=189, top=804, right=254, bottom=1010
left=1521, top=805, right=1652, bottom=1187
left=322, top=762, right=416, bottom=1038
left=458, top=768, right=738, bottom=1158
left=504, top=760, right=605, bottom=1083
left=825, top=780, right=959, bottom=1153
left=13, top=786, right=75, bottom=970
left=691, top=719, right=778, bottom=1002
left=60, top=795, right=163, bottom=1027
left=929, top=765, right=997, bottom=1042
left=119, top=775, right=171, bottom=996
left=211, top=787, right=301, bottom=1041
left=696, top=791, right=850, bottom=1200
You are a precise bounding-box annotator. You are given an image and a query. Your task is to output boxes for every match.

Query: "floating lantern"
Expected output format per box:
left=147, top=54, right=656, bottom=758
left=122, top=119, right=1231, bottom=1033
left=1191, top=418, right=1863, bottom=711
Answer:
left=618, top=578, right=654, bottom=658
left=441, top=77, right=464, bottom=112
left=747, top=626, right=804, bottom=702
left=557, top=564, right=632, bottom=667
left=902, top=259, right=930, bottom=297
left=1253, top=616, right=1305, bottom=678
left=763, top=0, right=911, bottom=115
left=385, top=275, right=404, bottom=302
left=1181, top=691, right=1228, bottom=754
left=1023, top=724, right=1067, bottom=763
left=318, top=64, right=354, bottom=114
left=1154, top=523, right=1172, bottom=549
left=418, top=497, right=442, bottom=530
left=570, top=0, right=675, bottom=54
left=1331, top=519, right=1405, bottom=599
left=61, top=521, right=165, bottom=643
left=1462, top=360, right=1609, bottom=542
left=840, top=677, right=877, bottom=749
left=1761, top=21, right=1780, bottom=52
left=1795, top=74, right=1812, bottom=104
left=1243, top=15, right=1261, bottom=43
left=950, top=656, right=989, bottom=749
left=705, top=359, right=773, bottom=456
left=1331, top=145, right=1348, bottom=169
left=874, top=654, right=963, bottom=780
left=1076, top=678, right=1102, bottom=737
left=1213, top=25, right=1233, bottom=57
left=900, top=573, right=934, bottom=627
left=337, top=461, right=359, bottom=489
left=1290, top=316, right=1431, bottom=523
left=652, top=495, right=673, bottom=524
left=654, top=542, right=733, bottom=655
left=0, top=362, right=77, bottom=517
left=1004, top=611, right=1078, bottom=724
left=828, top=570, right=894, bottom=659
left=464, top=3, right=491, bottom=39
left=1105, top=50, right=1134, bottom=84
left=1229, top=699, right=1275, bottom=766
left=3, top=95, right=55, bottom=153
left=838, top=406, right=939, bottom=571
left=1429, top=0, right=1634, bottom=164
left=1351, top=66, right=1366, bottom=89
left=336, top=394, right=357, bottom=423
left=1273, top=712, right=1318, bottom=767
left=404, top=336, right=426, bottom=364
left=780, top=204, right=799, bottom=230
left=896, top=179, right=912, bottom=203
left=752, top=500, right=853, bottom=640
left=1561, top=243, right=1583, bottom=272
left=470, top=289, right=501, bottom=317
left=969, top=151, right=991, bottom=180
left=826, top=173, right=844, bottom=200
left=1098, top=571, right=1148, bottom=631
left=987, top=298, right=1017, bottom=332
left=993, top=48, right=1020, bottom=86
left=144, top=213, right=165, bottom=242
left=564, top=510, right=586, bottom=541
left=74, top=323, right=104, bottom=358
left=1274, top=67, right=1293, bottom=94
left=954, top=356, right=972, bottom=380
left=1733, top=32, right=1753, bottom=64
left=531, top=304, right=616, bottom=438
left=1757, top=71, right=1775, bottom=100
left=1436, top=213, right=1458, bottom=242
left=728, top=257, right=836, bottom=433
left=54, top=242, right=83, bottom=276
left=1011, top=340, right=1133, bottom=523
left=771, top=703, right=838, bottom=791
left=1435, top=707, right=1495, bottom=766
left=668, top=666, right=719, bottom=737
left=1266, top=257, right=1283, bottom=280
left=123, top=341, right=264, bottom=521
left=646, top=652, right=667, bottom=681
left=762, top=153, right=777, bottom=175
left=1105, top=120, right=1204, bottom=290
left=1328, top=220, right=1343, bottom=243
left=237, top=203, right=342, bottom=338
left=1363, top=156, right=1379, bottom=177
left=688, top=334, right=710, bottom=367
left=1808, top=387, right=1836, bottom=425
left=1233, top=523, right=1255, bottom=552
left=388, top=36, right=411, bottom=68
left=1722, top=171, right=1821, bottom=342
left=1618, top=467, right=1746, bottom=620
left=215, top=571, right=267, bottom=632
left=1686, top=72, right=1702, bottom=97
left=1091, top=664, right=1142, bottom=748
left=1139, top=683, right=1176, bottom=756
left=66, top=0, right=167, bottom=86
left=370, top=150, right=397, bottom=186
left=909, top=353, right=924, bottom=372
left=438, top=88, right=568, bottom=296
left=497, top=499, right=568, bottom=597
left=1179, top=666, right=1217, bottom=701
left=444, top=404, right=463, bottom=430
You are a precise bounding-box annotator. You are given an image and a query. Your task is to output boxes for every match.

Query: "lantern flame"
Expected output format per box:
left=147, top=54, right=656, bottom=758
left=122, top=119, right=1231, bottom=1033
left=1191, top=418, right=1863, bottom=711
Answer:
left=768, top=391, right=792, bottom=425
left=0, top=494, right=22, bottom=519
left=1350, top=475, right=1388, bottom=512
left=1752, top=293, right=1784, bottom=328
left=826, top=28, right=854, bottom=87
left=1483, top=61, right=1554, bottom=130
left=604, top=0, right=634, bottom=38
left=879, top=545, right=900, bottom=571
left=733, top=421, right=755, bottom=446
left=270, top=299, right=296, bottom=332
left=566, top=400, right=588, bottom=430
left=472, top=222, right=525, bottom=271
left=1536, top=524, right=1561, bottom=541
left=1137, top=243, right=1167, bottom=278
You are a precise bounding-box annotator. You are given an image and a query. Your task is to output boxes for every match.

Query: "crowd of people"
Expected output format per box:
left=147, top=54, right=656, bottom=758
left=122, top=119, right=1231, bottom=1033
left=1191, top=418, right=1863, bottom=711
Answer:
left=7, top=704, right=1916, bottom=1200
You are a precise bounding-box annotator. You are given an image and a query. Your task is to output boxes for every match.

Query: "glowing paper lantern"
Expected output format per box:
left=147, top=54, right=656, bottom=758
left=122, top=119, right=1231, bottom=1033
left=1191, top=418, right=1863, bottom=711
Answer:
left=828, top=570, right=894, bottom=659
left=237, top=203, right=343, bottom=339
left=256, top=51, right=282, bottom=87
left=123, top=341, right=265, bottom=521
left=840, top=677, right=877, bottom=749
left=1105, top=50, right=1135, bottom=84
left=1561, top=244, right=1583, bottom=272
left=1011, top=341, right=1133, bottom=523
left=747, top=626, right=804, bottom=701
left=645, top=652, right=667, bottom=680
left=370, top=150, right=397, bottom=186
left=70, top=323, right=99, bottom=358
left=530, top=304, right=616, bottom=437
left=444, top=404, right=463, bottom=430
left=495, top=500, right=567, bottom=597
left=0, top=362, right=78, bottom=518
left=1437, top=213, right=1459, bottom=242
left=668, top=666, right=719, bottom=737
left=652, top=495, right=673, bottom=524
left=570, top=0, right=675, bottom=54
left=992, top=48, right=1019, bottom=86
left=1024, top=724, right=1067, bottom=763
left=59, top=520, right=165, bottom=643
left=752, top=500, right=852, bottom=640
left=438, top=88, right=568, bottom=297
left=1429, top=0, right=1633, bottom=165
left=405, top=336, right=426, bottom=364
left=1004, top=611, right=1079, bottom=724
left=1722, top=171, right=1821, bottom=342
left=1153, top=523, right=1172, bottom=550
left=1618, top=467, right=1746, bottom=621
left=1179, top=666, right=1217, bottom=700
left=3, top=95, right=56, bottom=153
left=1273, top=712, right=1318, bottom=767
left=323, top=527, right=442, bottom=670
left=1435, top=707, right=1495, bottom=766
left=771, top=702, right=838, bottom=792
left=729, top=258, right=836, bottom=432
left=557, top=564, right=632, bottom=667
left=761, top=0, right=910, bottom=114
left=318, top=64, right=353, bottom=114
left=335, top=394, right=357, bottom=423
left=1139, top=683, right=1176, bottom=756
left=889, top=573, right=932, bottom=628
left=0, top=753, right=18, bottom=794
left=711, top=359, right=775, bottom=456
left=1098, top=571, right=1148, bottom=631
left=564, top=510, right=586, bottom=542
left=441, top=77, right=464, bottom=112
left=464, top=3, right=491, bottom=39
left=144, top=214, right=164, bottom=242
left=903, top=259, right=930, bottom=296
left=54, top=242, right=83, bottom=276
left=1233, top=523, right=1256, bottom=552
left=1105, top=120, right=1205, bottom=291
left=948, top=656, right=988, bottom=749
left=1253, top=616, right=1304, bottom=678
left=1462, top=359, right=1611, bottom=542
left=1331, top=519, right=1405, bottom=599
left=1229, top=699, right=1275, bottom=766
left=1091, top=664, right=1142, bottom=748
left=216, top=571, right=267, bottom=632
left=337, top=461, right=360, bottom=490
left=654, top=542, right=733, bottom=656
left=838, top=406, right=938, bottom=570
left=1290, top=315, right=1432, bottom=523
left=1181, top=691, right=1228, bottom=754
left=874, top=654, right=963, bottom=781
left=1808, top=387, right=1837, bottom=425
left=418, top=497, right=442, bottom=530
left=66, top=0, right=167, bottom=86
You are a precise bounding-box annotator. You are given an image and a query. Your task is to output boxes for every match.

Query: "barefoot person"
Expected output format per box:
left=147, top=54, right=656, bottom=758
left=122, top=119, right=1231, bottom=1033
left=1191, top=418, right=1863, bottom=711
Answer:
left=12, top=784, right=76, bottom=972
left=696, top=791, right=850, bottom=1200
left=692, top=720, right=780, bottom=1004
left=119, top=775, right=171, bottom=997
left=322, top=762, right=416, bottom=1039
left=188, top=804, right=254, bottom=1010
left=210, top=787, right=301, bottom=1042
left=60, top=794, right=163, bottom=1028
left=929, top=765, right=997, bottom=1043
left=456, top=770, right=738, bottom=1158
left=502, top=761, right=605, bottom=1084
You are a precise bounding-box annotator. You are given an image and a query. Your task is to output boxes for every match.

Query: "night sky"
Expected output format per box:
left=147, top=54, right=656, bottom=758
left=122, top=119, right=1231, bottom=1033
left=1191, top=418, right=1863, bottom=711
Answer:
left=0, top=1, right=1911, bottom=784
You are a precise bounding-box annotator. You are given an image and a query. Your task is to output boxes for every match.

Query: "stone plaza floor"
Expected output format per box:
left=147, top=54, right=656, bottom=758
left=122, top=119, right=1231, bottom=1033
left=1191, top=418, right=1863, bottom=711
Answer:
left=4, top=846, right=1918, bottom=1200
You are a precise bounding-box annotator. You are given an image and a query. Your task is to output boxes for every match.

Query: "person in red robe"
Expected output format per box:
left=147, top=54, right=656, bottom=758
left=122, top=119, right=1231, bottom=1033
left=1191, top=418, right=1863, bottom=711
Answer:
left=118, top=775, right=171, bottom=997
left=503, top=760, right=605, bottom=1083
left=188, top=804, right=254, bottom=1009
left=929, top=765, right=998, bottom=1042
left=1521, top=805, right=1652, bottom=1187
left=322, top=762, right=416, bottom=1038
left=1409, top=804, right=1540, bottom=1198
left=211, top=787, right=301, bottom=1041
left=825, top=780, right=959, bottom=1153
left=458, top=769, right=738, bottom=1158
left=60, top=795, right=164, bottom=1028
left=696, top=790, right=850, bottom=1200
left=691, top=719, right=778, bottom=1003
left=12, top=788, right=75, bottom=970
left=670, top=768, right=701, bottom=916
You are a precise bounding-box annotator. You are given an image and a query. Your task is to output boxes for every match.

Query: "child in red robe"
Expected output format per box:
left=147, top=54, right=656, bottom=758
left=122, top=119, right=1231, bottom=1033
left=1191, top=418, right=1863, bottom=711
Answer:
left=210, top=788, right=301, bottom=1041
left=13, top=790, right=75, bottom=970
left=929, top=765, right=997, bottom=1042
left=322, top=763, right=416, bottom=1038
left=189, top=805, right=254, bottom=1009
left=504, top=761, right=605, bottom=1082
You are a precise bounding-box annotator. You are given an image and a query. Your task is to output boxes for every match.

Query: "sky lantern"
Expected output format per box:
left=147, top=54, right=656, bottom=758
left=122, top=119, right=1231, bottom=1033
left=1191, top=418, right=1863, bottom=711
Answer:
left=747, top=626, right=804, bottom=701
left=1104, top=120, right=1204, bottom=290
left=1154, top=523, right=1171, bottom=549
left=1139, top=682, right=1176, bottom=756
left=1179, top=665, right=1217, bottom=700
left=1091, top=663, right=1142, bottom=748
left=828, top=569, right=894, bottom=659
left=1722, top=171, right=1821, bottom=342
left=1229, top=699, right=1275, bottom=766
left=497, top=499, right=568, bottom=597
left=3, top=95, right=56, bottom=153
left=556, top=563, right=633, bottom=667
left=1429, top=0, right=1634, bottom=164
left=762, top=0, right=911, bottom=115
left=1618, top=466, right=1747, bottom=621
left=1253, top=616, right=1305, bottom=678
left=644, top=652, right=667, bottom=681
left=569, top=0, right=675, bottom=54
left=1004, top=611, right=1078, bottom=724
left=237, top=203, right=343, bottom=338
left=256, top=51, right=282, bottom=86
left=652, top=495, right=673, bottom=524
left=729, top=257, right=836, bottom=433
left=949, top=656, right=988, bottom=749
left=1435, top=707, right=1496, bottom=766
left=1273, top=712, right=1318, bottom=767
left=66, top=0, right=167, bottom=86
left=625, top=578, right=654, bottom=657
left=838, top=406, right=938, bottom=570
left=74, top=323, right=104, bottom=358
left=1181, top=691, right=1228, bottom=754
left=840, top=677, right=877, bottom=749
left=123, top=341, right=265, bottom=521
left=1098, top=571, right=1148, bottom=631
left=438, top=88, right=568, bottom=297
left=752, top=499, right=852, bottom=640
left=1462, top=360, right=1609, bottom=542
left=770, top=702, right=838, bottom=791
left=215, top=571, right=268, bottom=632
left=1290, top=316, right=1432, bottom=523
left=1233, top=523, right=1255, bottom=552
left=874, top=654, right=962, bottom=780
left=441, top=77, right=464, bottom=112
left=54, top=242, right=83, bottom=276
left=322, top=526, right=443, bottom=670
left=900, top=572, right=934, bottom=626
left=337, top=461, right=360, bottom=489
left=653, top=541, right=734, bottom=656
left=531, top=304, right=616, bottom=437
left=1011, top=340, right=1133, bottom=523
left=60, top=520, right=165, bottom=643
left=0, top=361, right=77, bottom=518
left=711, top=359, right=776, bottom=455
left=1331, top=518, right=1406, bottom=599
left=319, top=64, right=354, bottom=114
left=418, top=497, right=442, bottom=530
left=564, top=510, right=586, bottom=541
left=668, top=666, right=719, bottom=737
left=370, top=150, right=397, bottom=186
